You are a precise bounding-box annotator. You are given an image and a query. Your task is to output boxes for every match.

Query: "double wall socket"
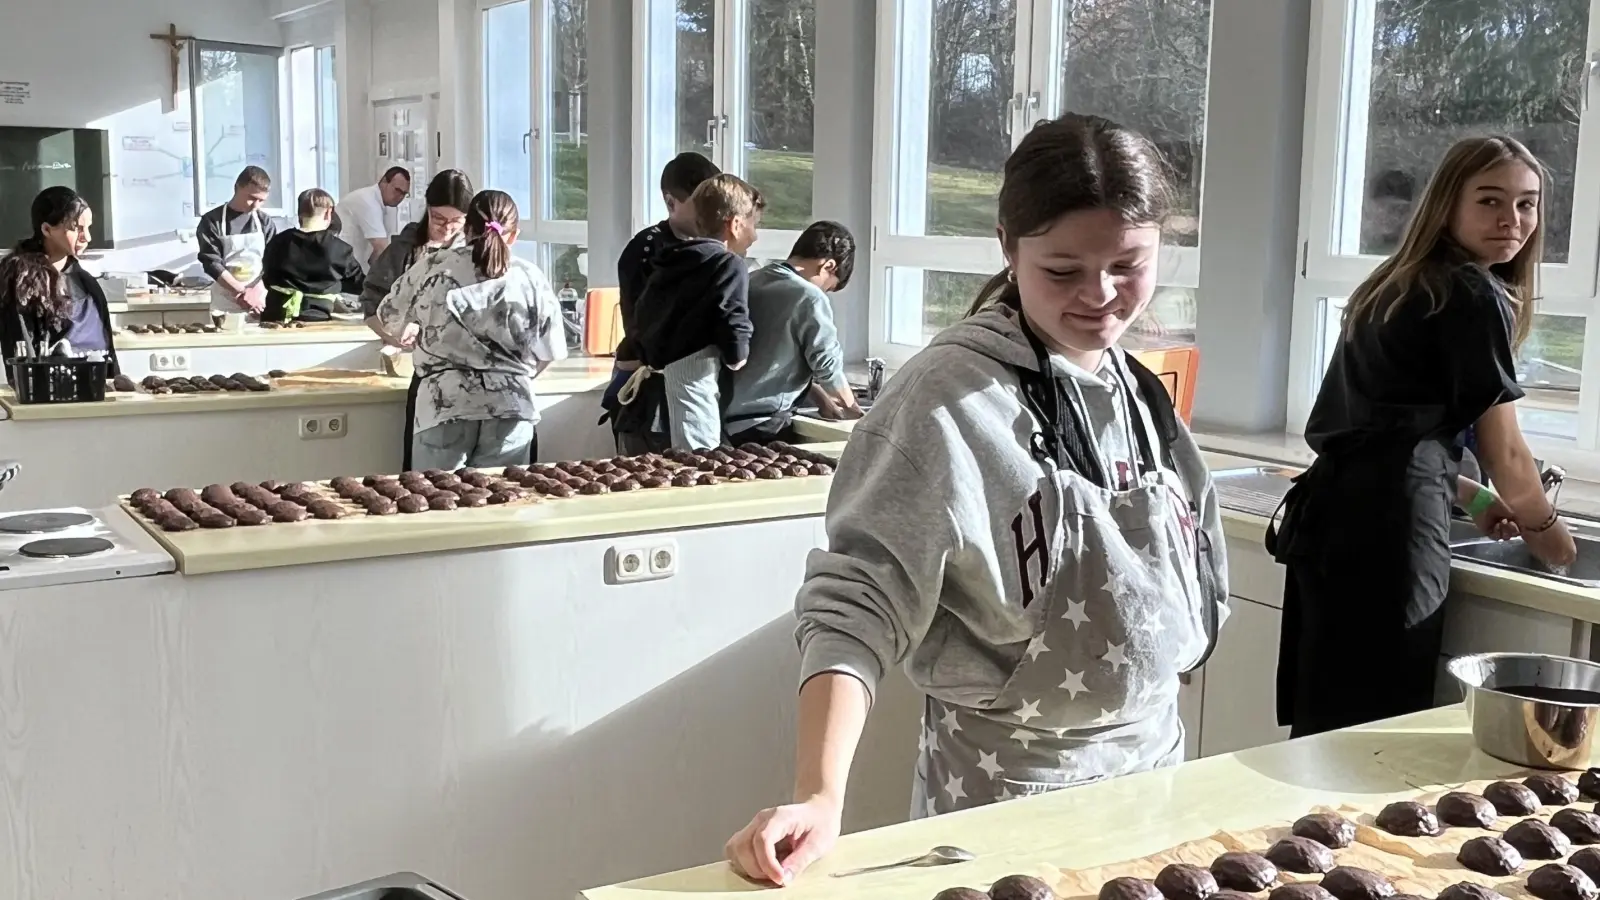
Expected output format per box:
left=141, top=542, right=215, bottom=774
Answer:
left=298, top=413, right=348, bottom=440
left=149, top=351, right=191, bottom=372
left=606, top=539, right=679, bottom=585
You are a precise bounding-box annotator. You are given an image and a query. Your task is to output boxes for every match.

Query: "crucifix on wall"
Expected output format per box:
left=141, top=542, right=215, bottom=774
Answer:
left=149, top=23, right=194, bottom=114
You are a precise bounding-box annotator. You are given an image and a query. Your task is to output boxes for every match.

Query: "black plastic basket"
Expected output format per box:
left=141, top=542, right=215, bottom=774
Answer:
left=6, top=357, right=108, bottom=404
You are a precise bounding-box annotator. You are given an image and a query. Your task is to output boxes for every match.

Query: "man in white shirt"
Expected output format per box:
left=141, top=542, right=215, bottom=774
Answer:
left=335, top=166, right=412, bottom=272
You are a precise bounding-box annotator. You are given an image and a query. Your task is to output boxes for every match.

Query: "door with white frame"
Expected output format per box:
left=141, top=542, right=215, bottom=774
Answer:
left=372, top=95, right=435, bottom=236
left=866, top=0, right=1213, bottom=366
left=1289, top=0, right=1600, bottom=463
left=633, top=0, right=819, bottom=260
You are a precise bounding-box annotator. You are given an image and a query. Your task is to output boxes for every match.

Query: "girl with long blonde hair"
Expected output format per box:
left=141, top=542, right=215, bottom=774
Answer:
left=1270, top=135, right=1575, bottom=737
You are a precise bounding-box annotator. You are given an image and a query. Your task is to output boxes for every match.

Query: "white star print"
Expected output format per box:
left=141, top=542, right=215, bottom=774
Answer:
left=918, top=728, right=928, bottom=753
left=1061, top=598, right=1091, bottom=629
left=1014, top=698, right=1042, bottom=724
left=926, top=796, right=938, bottom=817
left=977, top=750, right=1005, bottom=779
left=1101, top=573, right=1122, bottom=600
left=1145, top=613, right=1167, bottom=637
left=1093, top=707, right=1120, bottom=727
left=1112, top=492, right=1135, bottom=510
left=1135, top=542, right=1162, bottom=568
left=1101, top=641, right=1128, bottom=673
left=1059, top=668, right=1088, bottom=699
left=1025, top=634, right=1051, bottom=661
left=944, top=773, right=967, bottom=803
left=1011, top=728, right=1037, bottom=750
left=940, top=708, right=962, bottom=734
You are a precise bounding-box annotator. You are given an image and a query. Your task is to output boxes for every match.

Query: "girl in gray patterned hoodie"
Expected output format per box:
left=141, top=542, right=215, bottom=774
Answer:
left=725, top=114, right=1230, bottom=885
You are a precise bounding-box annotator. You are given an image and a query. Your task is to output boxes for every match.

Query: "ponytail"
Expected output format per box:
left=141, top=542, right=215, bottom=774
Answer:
left=966, top=268, right=1020, bottom=317
left=465, top=189, right=518, bottom=280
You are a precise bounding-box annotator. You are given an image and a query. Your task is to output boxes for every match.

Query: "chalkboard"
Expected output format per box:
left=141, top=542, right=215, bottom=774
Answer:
left=0, top=126, right=113, bottom=249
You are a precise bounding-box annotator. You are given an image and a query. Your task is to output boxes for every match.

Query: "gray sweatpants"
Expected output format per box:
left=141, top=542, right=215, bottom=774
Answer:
left=663, top=347, right=725, bottom=451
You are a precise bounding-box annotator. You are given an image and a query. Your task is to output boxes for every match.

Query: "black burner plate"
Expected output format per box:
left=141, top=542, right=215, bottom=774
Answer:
left=0, top=512, right=95, bottom=534
left=18, top=537, right=114, bottom=559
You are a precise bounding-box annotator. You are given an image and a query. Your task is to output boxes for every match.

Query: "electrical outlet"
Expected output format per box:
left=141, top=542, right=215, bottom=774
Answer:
left=648, top=541, right=678, bottom=576
left=298, top=414, right=349, bottom=440
left=607, top=542, right=676, bottom=584
left=171, top=351, right=190, bottom=370
left=150, top=352, right=177, bottom=372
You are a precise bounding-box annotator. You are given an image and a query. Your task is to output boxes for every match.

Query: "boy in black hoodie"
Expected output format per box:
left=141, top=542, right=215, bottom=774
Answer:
left=260, top=188, right=365, bottom=323
left=616, top=174, right=763, bottom=451
left=603, top=152, right=721, bottom=452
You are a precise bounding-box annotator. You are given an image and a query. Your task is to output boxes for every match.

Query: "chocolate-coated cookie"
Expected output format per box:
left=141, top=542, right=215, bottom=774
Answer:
left=1572, top=848, right=1600, bottom=885
left=671, top=471, right=698, bottom=487
left=696, top=473, right=723, bottom=486
left=1438, top=792, right=1498, bottom=828
left=1376, top=801, right=1442, bottom=837
left=1506, top=819, right=1573, bottom=860
left=130, top=487, right=161, bottom=505
left=429, top=494, right=459, bottom=511
left=640, top=475, right=670, bottom=489
left=196, top=510, right=235, bottom=529
left=1439, top=884, right=1508, bottom=900
left=1553, top=809, right=1600, bottom=844
left=1267, top=837, right=1335, bottom=874
left=1528, top=864, right=1599, bottom=900
left=364, top=498, right=397, bottom=516
left=1100, top=878, right=1163, bottom=900
left=459, top=490, right=490, bottom=507
left=1154, top=864, right=1217, bottom=900
left=1484, top=781, right=1542, bottom=816
left=488, top=489, right=521, bottom=504
left=756, top=466, right=784, bottom=480
left=1458, top=836, right=1523, bottom=876
left=157, top=512, right=198, bottom=532
left=1210, top=853, right=1276, bottom=893
left=1527, top=774, right=1581, bottom=806
left=1580, top=770, right=1600, bottom=801
left=396, top=494, right=429, bottom=514
left=1319, top=867, right=1394, bottom=900
left=989, top=874, right=1056, bottom=900
left=1293, top=813, right=1356, bottom=849
left=545, top=483, right=575, bottom=498
left=932, top=890, right=989, bottom=900
left=268, top=502, right=309, bottom=523
left=579, top=481, right=609, bottom=495
left=231, top=506, right=270, bottom=526
left=1271, top=886, right=1335, bottom=900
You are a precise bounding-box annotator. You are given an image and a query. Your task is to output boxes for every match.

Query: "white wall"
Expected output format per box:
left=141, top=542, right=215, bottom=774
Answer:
left=370, top=0, right=440, bottom=93
left=0, top=0, right=283, bottom=274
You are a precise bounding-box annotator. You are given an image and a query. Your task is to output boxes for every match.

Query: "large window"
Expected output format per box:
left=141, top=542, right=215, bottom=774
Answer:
left=286, top=45, right=340, bottom=202
left=1291, top=0, right=1600, bottom=457
left=636, top=0, right=818, bottom=251
left=190, top=42, right=284, bottom=211
left=482, top=0, right=590, bottom=286
left=867, top=0, right=1213, bottom=364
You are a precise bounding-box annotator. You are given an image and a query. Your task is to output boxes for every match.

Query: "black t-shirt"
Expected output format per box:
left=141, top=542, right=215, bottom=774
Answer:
left=1307, top=262, right=1525, bottom=456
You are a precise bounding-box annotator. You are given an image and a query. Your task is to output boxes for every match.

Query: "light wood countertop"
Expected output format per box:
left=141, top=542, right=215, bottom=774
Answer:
left=579, top=706, right=1499, bottom=899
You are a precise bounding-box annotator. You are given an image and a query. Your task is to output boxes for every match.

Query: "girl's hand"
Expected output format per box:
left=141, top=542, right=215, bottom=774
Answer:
left=398, top=322, right=420, bottom=349
left=725, top=795, right=842, bottom=886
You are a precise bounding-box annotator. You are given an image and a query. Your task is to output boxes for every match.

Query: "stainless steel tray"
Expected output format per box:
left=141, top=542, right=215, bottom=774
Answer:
left=1211, top=465, right=1299, bottom=519
left=295, top=872, right=468, bottom=900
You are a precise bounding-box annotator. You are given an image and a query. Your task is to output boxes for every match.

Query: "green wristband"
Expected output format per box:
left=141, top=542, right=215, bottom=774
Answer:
left=1465, top=486, right=1497, bottom=518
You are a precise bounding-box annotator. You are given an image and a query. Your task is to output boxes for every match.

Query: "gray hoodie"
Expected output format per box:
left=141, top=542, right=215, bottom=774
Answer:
left=796, top=305, right=1228, bottom=802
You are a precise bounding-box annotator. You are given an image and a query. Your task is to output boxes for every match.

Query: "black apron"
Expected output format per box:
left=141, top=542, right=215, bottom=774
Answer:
left=1266, top=425, right=1456, bottom=738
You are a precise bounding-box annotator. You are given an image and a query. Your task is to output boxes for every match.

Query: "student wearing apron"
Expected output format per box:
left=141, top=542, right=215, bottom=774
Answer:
left=1268, top=136, right=1576, bottom=738
left=197, top=167, right=277, bottom=318
left=725, top=114, right=1229, bottom=886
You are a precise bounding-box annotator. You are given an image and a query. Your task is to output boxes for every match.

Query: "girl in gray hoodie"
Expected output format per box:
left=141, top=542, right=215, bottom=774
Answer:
left=725, top=114, right=1230, bottom=885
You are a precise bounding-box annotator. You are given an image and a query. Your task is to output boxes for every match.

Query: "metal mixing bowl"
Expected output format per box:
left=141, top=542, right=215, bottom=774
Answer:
left=1449, top=652, right=1600, bottom=770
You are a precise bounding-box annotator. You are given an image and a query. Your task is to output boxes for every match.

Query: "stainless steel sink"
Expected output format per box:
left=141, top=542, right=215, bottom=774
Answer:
left=1211, top=466, right=1299, bottom=518
left=1451, top=517, right=1600, bottom=589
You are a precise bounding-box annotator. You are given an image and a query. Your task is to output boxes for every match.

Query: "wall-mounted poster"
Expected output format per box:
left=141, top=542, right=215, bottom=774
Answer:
left=377, top=131, right=390, bottom=158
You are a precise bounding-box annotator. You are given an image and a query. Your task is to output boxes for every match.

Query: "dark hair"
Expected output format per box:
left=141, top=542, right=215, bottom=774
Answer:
left=466, top=190, right=519, bottom=280
left=0, top=186, right=87, bottom=325
left=661, top=152, right=721, bottom=203
left=329, top=210, right=343, bottom=237
left=297, top=188, right=335, bottom=221
left=235, top=166, right=272, bottom=191
left=789, top=221, right=857, bottom=290
left=966, top=114, right=1175, bottom=316
left=382, top=166, right=412, bottom=186
left=405, top=169, right=476, bottom=270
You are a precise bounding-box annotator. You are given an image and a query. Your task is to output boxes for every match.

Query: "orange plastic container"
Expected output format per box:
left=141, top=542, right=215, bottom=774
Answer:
left=584, top=287, right=624, bottom=357
left=1130, top=345, right=1199, bottom=425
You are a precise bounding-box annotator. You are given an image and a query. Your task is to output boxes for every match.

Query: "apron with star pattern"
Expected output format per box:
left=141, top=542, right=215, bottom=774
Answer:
left=909, top=359, right=1214, bottom=819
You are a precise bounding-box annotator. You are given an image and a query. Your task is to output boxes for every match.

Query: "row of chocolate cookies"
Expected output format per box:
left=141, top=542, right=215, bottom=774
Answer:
left=328, top=470, right=530, bottom=515
left=131, top=373, right=271, bottom=394
left=129, top=480, right=346, bottom=531
left=124, top=323, right=221, bottom=335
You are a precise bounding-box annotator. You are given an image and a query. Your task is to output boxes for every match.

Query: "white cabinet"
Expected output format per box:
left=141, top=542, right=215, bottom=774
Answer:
left=1178, top=669, right=1204, bottom=760
left=1199, top=596, right=1292, bottom=757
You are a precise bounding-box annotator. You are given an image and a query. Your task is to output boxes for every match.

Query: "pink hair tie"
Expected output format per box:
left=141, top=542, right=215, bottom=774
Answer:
left=484, top=221, right=505, bottom=236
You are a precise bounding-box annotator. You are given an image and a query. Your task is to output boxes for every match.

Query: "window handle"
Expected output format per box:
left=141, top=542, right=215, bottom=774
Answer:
left=1584, top=53, right=1600, bottom=112
left=1024, top=91, right=1040, bottom=131
left=1003, top=93, right=1022, bottom=136
left=522, top=130, right=532, bottom=153
left=706, top=117, right=719, bottom=147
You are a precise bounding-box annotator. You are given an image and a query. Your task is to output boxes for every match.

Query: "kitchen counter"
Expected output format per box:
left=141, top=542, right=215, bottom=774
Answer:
left=130, top=441, right=849, bottom=575
left=0, top=370, right=411, bottom=420
left=578, top=705, right=1490, bottom=900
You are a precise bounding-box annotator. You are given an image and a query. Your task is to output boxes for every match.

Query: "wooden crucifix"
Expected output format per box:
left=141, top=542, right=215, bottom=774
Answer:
left=149, top=23, right=194, bottom=113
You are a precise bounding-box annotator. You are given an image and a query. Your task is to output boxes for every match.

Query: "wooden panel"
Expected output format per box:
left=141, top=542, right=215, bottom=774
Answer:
left=1199, top=597, right=1291, bottom=758
left=585, top=287, right=624, bottom=357
left=1131, top=345, right=1199, bottom=425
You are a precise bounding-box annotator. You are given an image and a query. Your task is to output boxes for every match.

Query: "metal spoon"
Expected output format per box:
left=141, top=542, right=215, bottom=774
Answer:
left=830, top=845, right=977, bottom=878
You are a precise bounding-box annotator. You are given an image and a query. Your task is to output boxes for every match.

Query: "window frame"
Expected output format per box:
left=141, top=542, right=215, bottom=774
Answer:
left=479, top=0, right=589, bottom=251
left=629, top=0, right=814, bottom=259
left=865, top=0, right=1207, bottom=367
left=1287, top=0, right=1600, bottom=475
left=187, top=39, right=289, bottom=216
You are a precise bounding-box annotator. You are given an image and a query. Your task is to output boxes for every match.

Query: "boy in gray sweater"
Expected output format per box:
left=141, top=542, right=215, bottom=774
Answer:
left=723, top=221, right=863, bottom=444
